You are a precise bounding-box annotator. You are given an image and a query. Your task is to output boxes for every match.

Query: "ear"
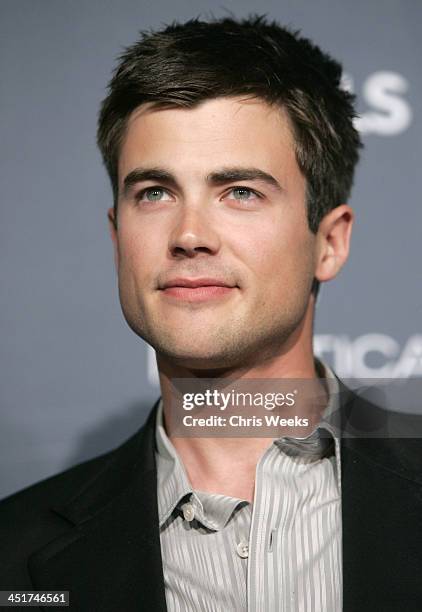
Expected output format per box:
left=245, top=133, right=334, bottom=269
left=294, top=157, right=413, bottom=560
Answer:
left=107, top=207, right=119, bottom=270
left=314, top=204, right=354, bottom=283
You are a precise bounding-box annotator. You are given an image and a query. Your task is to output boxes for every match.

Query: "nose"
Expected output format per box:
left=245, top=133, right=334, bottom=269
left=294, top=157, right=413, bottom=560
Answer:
left=168, top=204, right=221, bottom=259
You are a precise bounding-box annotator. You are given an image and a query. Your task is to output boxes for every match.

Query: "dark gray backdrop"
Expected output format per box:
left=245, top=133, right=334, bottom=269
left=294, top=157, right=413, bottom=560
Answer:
left=1, top=0, right=421, bottom=499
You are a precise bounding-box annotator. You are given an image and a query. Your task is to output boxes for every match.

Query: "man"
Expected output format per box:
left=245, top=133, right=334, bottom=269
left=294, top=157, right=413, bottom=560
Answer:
left=1, top=15, right=421, bottom=612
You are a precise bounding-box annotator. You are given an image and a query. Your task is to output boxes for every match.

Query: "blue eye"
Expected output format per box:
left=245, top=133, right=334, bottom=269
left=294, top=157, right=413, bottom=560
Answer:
left=136, top=187, right=173, bottom=202
left=145, top=188, right=164, bottom=201
left=227, top=187, right=261, bottom=202
left=232, top=187, right=253, bottom=200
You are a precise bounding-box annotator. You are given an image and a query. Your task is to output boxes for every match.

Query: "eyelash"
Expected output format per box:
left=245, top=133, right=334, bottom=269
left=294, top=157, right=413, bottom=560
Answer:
left=134, top=185, right=263, bottom=202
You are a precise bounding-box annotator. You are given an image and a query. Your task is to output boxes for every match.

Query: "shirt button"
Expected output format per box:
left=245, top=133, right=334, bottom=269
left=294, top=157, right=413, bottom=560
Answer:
left=236, top=541, right=249, bottom=558
left=182, top=503, right=195, bottom=522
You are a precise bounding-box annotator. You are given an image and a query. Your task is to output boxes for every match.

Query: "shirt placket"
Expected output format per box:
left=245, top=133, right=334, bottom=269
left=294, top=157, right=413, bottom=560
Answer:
left=247, top=444, right=276, bottom=612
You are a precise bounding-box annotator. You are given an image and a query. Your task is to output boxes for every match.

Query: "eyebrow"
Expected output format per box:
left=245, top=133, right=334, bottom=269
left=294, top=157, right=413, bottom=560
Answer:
left=121, top=166, right=283, bottom=198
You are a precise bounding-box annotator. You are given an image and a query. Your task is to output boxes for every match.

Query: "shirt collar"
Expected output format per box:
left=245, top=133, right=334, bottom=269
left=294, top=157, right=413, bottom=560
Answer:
left=155, top=402, right=192, bottom=527
left=155, top=402, right=246, bottom=529
left=276, top=358, right=340, bottom=447
left=314, top=357, right=342, bottom=488
left=155, top=357, right=341, bottom=527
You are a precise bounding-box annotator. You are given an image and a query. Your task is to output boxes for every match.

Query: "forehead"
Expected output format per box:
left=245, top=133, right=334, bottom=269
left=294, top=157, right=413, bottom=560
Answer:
left=118, top=96, right=301, bottom=186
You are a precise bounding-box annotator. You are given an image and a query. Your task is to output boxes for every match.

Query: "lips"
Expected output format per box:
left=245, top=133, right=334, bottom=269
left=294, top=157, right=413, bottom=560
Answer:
left=159, top=278, right=236, bottom=302
left=161, top=278, right=234, bottom=289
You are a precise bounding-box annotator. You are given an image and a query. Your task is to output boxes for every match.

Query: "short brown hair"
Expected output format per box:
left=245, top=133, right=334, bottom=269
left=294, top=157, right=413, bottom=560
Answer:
left=97, top=15, right=362, bottom=295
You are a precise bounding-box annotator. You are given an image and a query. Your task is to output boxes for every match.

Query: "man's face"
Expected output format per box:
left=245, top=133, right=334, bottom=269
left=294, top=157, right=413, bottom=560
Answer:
left=111, top=97, right=317, bottom=369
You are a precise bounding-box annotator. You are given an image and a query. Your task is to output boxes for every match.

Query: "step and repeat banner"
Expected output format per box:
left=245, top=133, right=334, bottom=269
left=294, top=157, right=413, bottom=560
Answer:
left=1, top=0, right=421, bottom=498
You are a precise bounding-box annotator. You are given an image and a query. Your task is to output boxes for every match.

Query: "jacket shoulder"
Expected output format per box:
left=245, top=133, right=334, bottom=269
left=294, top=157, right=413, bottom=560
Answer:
left=0, top=427, right=145, bottom=587
left=1, top=447, right=113, bottom=515
left=338, top=378, right=422, bottom=484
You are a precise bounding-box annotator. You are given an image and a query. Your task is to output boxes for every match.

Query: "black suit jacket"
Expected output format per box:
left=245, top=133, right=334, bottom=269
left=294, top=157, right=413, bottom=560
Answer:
left=1, top=380, right=422, bottom=611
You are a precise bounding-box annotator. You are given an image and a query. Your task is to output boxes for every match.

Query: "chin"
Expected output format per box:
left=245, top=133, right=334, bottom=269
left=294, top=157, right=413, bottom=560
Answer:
left=150, top=338, right=239, bottom=369
left=159, top=347, right=232, bottom=368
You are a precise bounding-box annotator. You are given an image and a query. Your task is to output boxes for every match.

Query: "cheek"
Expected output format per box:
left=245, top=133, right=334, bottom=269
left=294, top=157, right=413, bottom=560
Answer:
left=116, top=225, right=156, bottom=285
left=234, top=219, right=305, bottom=269
left=231, top=218, right=315, bottom=294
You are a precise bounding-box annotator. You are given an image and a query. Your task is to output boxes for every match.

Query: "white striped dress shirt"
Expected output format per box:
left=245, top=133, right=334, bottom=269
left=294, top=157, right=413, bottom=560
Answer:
left=155, top=361, right=342, bottom=611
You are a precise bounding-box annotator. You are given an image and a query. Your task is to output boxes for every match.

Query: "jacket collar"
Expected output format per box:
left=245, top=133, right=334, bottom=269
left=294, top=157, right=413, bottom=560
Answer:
left=338, top=378, right=422, bottom=611
left=28, top=400, right=168, bottom=612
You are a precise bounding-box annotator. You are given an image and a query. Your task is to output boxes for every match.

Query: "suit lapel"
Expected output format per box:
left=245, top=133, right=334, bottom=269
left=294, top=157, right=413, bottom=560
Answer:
left=28, top=402, right=167, bottom=612
left=340, top=387, right=422, bottom=611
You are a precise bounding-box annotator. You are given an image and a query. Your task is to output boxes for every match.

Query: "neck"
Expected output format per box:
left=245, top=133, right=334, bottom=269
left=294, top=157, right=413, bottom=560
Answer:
left=156, top=297, right=327, bottom=502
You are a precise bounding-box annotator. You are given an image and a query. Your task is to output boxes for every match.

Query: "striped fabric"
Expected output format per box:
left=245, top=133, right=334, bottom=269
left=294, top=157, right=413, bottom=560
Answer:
left=155, top=361, right=342, bottom=611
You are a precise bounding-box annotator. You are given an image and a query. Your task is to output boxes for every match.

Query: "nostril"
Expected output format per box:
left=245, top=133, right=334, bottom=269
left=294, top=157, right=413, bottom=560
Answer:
left=171, top=245, right=215, bottom=257
left=172, top=246, right=195, bottom=257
